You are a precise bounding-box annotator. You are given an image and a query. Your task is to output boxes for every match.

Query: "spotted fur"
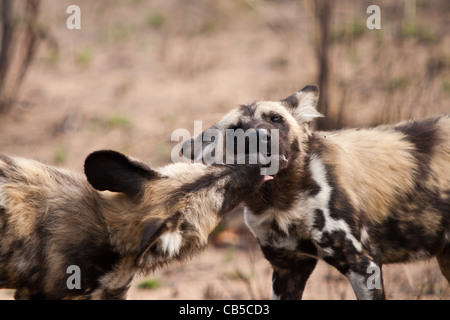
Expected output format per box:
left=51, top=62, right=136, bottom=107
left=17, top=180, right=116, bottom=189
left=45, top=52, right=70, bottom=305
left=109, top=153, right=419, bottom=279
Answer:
left=0, top=150, right=265, bottom=299
left=184, top=85, right=450, bottom=300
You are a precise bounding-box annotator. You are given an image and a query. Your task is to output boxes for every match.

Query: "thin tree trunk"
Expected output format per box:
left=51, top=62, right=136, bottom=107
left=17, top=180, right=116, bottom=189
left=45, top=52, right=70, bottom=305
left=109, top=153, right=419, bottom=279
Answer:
left=314, top=0, right=334, bottom=130
left=0, top=0, right=41, bottom=113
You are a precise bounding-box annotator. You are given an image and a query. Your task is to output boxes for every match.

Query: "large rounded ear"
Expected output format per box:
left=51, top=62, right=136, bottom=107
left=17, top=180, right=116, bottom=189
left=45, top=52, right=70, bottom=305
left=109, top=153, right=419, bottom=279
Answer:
left=84, top=150, right=160, bottom=197
left=282, top=85, right=323, bottom=123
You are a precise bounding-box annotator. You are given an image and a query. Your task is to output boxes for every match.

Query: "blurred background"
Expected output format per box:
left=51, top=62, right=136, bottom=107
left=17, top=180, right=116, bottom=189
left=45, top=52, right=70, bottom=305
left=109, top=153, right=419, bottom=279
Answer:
left=0, top=0, right=449, bottom=299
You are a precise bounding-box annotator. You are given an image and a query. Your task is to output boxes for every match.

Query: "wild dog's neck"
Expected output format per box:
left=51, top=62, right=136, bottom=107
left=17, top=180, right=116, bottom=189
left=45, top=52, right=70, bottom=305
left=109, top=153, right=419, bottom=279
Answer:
left=98, top=193, right=147, bottom=257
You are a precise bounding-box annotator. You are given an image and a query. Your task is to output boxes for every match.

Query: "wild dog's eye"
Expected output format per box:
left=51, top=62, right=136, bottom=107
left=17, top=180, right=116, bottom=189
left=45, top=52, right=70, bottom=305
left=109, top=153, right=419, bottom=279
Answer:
left=270, top=115, right=282, bottom=123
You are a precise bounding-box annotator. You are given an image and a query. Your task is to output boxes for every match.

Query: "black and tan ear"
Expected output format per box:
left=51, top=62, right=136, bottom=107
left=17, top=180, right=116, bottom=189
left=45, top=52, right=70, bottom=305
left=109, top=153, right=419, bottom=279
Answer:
left=84, top=150, right=160, bottom=197
left=282, top=85, right=323, bottom=123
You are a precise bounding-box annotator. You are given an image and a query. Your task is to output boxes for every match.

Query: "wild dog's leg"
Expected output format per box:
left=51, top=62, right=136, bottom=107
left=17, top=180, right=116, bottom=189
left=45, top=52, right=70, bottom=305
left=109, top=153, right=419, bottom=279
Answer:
left=436, top=245, right=450, bottom=284
left=91, top=285, right=130, bottom=300
left=14, top=288, right=31, bottom=300
left=14, top=288, right=48, bottom=300
left=326, top=253, right=385, bottom=300
left=261, top=246, right=317, bottom=299
left=345, top=262, right=385, bottom=300
left=91, top=259, right=135, bottom=300
left=272, top=258, right=317, bottom=300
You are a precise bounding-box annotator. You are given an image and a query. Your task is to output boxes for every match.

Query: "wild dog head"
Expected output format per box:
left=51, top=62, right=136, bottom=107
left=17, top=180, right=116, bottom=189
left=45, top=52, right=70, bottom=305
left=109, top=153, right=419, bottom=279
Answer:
left=84, top=150, right=269, bottom=272
left=181, top=85, right=321, bottom=175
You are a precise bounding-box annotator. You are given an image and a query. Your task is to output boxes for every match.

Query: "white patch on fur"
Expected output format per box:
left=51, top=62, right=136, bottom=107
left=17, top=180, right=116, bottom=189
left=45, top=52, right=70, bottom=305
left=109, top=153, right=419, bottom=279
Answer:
left=308, top=155, right=363, bottom=254
left=322, top=247, right=334, bottom=256
left=360, top=227, right=370, bottom=247
left=295, top=105, right=323, bottom=123
left=159, top=231, right=183, bottom=257
left=292, top=89, right=323, bottom=123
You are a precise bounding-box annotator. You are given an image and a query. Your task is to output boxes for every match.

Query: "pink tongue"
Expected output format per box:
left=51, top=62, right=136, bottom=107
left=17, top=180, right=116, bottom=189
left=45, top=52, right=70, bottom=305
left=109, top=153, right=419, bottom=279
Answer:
left=263, top=175, right=274, bottom=182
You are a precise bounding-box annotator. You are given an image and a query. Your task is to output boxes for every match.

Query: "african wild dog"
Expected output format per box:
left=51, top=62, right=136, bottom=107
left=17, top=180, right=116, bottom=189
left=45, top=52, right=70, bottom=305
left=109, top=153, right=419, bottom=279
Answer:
left=0, top=150, right=268, bottom=299
left=183, top=85, right=450, bottom=299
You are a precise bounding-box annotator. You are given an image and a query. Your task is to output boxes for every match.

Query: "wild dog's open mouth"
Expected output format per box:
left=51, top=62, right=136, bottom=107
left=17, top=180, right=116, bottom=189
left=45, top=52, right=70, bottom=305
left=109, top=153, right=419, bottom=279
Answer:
left=258, top=152, right=289, bottom=175
left=225, top=127, right=289, bottom=175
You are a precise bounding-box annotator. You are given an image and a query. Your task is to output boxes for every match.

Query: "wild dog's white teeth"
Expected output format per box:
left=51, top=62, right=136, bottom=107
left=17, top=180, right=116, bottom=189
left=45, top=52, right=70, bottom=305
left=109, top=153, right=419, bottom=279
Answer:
left=280, top=155, right=288, bottom=162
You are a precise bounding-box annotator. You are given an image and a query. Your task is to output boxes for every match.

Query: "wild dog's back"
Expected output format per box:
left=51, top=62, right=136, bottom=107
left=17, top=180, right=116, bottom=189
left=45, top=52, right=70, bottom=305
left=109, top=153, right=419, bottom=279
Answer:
left=0, top=154, right=111, bottom=299
left=0, top=154, right=104, bottom=236
left=316, top=115, right=450, bottom=262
